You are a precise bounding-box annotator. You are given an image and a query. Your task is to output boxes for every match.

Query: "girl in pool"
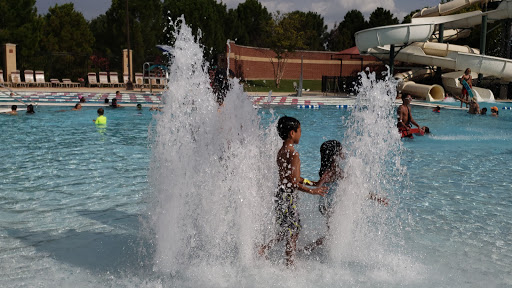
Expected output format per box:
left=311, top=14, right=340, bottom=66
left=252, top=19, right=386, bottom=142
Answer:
left=317, top=140, right=344, bottom=222
left=317, top=140, right=388, bottom=223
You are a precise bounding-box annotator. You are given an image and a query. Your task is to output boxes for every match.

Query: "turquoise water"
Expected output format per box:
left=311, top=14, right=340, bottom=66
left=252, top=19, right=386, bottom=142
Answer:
left=0, top=103, right=511, bottom=287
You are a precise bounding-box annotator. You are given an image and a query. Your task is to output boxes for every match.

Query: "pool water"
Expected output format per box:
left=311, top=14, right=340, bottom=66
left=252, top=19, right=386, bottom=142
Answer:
left=0, top=103, right=511, bottom=287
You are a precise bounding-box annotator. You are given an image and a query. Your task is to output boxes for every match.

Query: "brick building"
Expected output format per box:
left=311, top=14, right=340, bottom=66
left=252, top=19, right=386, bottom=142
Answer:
left=226, top=41, right=384, bottom=81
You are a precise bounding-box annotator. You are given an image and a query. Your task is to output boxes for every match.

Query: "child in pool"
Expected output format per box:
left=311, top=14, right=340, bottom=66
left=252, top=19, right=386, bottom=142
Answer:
left=258, top=116, right=327, bottom=266
left=93, top=108, right=107, bottom=125
left=317, top=140, right=344, bottom=221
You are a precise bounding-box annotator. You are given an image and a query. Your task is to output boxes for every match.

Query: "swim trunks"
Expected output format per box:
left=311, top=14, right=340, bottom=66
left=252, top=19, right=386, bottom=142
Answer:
left=274, top=185, right=301, bottom=237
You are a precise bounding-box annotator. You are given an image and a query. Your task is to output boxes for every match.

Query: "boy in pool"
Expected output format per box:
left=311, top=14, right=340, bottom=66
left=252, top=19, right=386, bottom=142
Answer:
left=259, top=116, right=327, bottom=266
left=93, top=108, right=107, bottom=125
left=7, top=105, right=17, bottom=115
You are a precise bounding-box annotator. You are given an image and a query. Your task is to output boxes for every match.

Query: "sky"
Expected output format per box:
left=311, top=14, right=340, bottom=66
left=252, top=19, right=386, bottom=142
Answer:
left=35, top=0, right=443, bottom=29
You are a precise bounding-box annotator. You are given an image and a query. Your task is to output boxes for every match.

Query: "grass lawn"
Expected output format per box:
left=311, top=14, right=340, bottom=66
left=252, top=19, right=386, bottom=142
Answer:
left=243, top=79, right=322, bottom=93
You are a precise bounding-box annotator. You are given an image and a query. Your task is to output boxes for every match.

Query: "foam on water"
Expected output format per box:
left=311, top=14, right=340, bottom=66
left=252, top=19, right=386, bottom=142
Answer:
left=148, top=19, right=424, bottom=286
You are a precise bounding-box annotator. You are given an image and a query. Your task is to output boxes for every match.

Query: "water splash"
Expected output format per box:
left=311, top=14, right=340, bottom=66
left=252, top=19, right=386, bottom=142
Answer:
left=148, top=17, right=278, bottom=283
left=148, top=19, right=421, bottom=286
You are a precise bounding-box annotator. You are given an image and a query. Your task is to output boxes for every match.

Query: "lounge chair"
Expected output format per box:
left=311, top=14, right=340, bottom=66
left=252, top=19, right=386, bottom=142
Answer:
left=123, top=74, right=129, bottom=86
left=50, top=78, right=63, bottom=87
left=99, top=72, right=110, bottom=87
left=0, top=70, right=9, bottom=87
left=11, top=71, right=25, bottom=87
left=109, top=72, right=121, bottom=87
left=135, top=72, right=144, bottom=88
left=24, top=70, right=36, bottom=87
left=62, top=78, right=80, bottom=88
left=35, top=71, right=50, bottom=87
left=88, top=72, right=99, bottom=87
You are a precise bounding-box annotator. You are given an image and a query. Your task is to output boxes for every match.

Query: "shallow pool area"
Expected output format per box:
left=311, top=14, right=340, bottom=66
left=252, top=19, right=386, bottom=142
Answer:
left=0, top=102, right=511, bottom=287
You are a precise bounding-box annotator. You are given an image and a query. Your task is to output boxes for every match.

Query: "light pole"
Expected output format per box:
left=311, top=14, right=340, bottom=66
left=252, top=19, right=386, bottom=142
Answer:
left=125, top=0, right=133, bottom=90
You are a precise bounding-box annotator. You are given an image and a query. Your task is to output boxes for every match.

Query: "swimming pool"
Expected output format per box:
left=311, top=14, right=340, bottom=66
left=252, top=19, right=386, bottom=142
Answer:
left=2, top=19, right=511, bottom=287
left=0, top=101, right=510, bottom=287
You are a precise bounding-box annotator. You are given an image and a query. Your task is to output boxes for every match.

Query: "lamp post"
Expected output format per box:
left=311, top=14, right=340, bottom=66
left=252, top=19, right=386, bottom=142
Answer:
left=125, top=0, right=133, bottom=90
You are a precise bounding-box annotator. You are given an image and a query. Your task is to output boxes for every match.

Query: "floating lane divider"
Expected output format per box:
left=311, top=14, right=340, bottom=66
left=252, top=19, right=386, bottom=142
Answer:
left=502, top=107, right=512, bottom=110
left=336, top=105, right=354, bottom=109
left=297, top=104, right=319, bottom=109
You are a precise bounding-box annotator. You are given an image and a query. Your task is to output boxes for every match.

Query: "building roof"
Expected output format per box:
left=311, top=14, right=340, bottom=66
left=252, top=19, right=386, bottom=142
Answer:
left=336, top=46, right=361, bottom=55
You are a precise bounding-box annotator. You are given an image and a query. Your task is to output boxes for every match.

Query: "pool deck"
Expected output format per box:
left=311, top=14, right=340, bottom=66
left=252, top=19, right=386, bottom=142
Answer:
left=1, top=86, right=511, bottom=109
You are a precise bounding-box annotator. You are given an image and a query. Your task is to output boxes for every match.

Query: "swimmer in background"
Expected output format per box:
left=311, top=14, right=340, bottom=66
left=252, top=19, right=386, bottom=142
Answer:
left=468, top=98, right=480, bottom=114
left=491, top=106, right=499, bottom=117
left=136, top=103, right=142, bottom=110
left=6, top=105, right=17, bottom=115
left=93, top=108, right=107, bottom=125
left=480, top=107, right=487, bottom=115
left=459, top=68, right=472, bottom=108
left=433, top=106, right=441, bottom=113
left=149, top=106, right=162, bottom=112
left=111, top=98, right=122, bottom=108
left=72, top=103, right=82, bottom=111
left=26, top=104, right=35, bottom=114
left=397, top=94, right=421, bottom=138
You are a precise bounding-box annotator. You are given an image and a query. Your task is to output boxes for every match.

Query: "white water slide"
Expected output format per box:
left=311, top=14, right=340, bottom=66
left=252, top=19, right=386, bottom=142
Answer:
left=355, top=0, right=512, bottom=102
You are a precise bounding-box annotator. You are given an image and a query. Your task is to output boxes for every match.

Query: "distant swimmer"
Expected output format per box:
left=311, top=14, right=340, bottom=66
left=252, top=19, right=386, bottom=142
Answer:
left=480, top=107, right=487, bottom=115
left=93, top=108, right=107, bottom=125
left=111, top=98, right=122, bottom=108
left=459, top=68, right=473, bottom=108
left=468, top=98, right=480, bottom=115
left=26, top=104, right=35, bottom=114
left=491, top=106, right=499, bottom=117
left=397, top=95, right=421, bottom=138
left=72, top=103, right=82, bottom=111
left=433, top=106, right=441, bottom=113
left=408, top=126, right=430, bottom=136
left=6, top=105, right=17, bottom=115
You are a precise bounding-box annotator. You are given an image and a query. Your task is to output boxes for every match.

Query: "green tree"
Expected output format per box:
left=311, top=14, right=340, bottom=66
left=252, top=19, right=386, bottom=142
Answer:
left=267, top=12, right=305, bottom=88
left=226, top=0, right=272, bottom=48
left=0, top=0, right=43, bottom=72
left=402, top=10, right=420, bottom=24
left=90, top=0, right=163, bottom=75
left=163, top=0, right=228, bottom=65
left=368, top=7, right=399, bottom=28
left=287, top=11, right=327, bottom=51
left=40, top=3, right=94, bottom=80
left=326, top=10, right=367, bottom=51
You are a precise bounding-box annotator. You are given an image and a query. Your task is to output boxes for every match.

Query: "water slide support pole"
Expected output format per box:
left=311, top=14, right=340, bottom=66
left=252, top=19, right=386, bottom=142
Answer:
left=389, top=44, right=395, bottom=76
left=436, top=24, right=445, bottom=82
left=478, top=3, right=488, bottom=84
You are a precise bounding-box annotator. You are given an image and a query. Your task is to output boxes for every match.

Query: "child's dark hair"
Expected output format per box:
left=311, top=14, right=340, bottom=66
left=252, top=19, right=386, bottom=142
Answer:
left=97, top=108, right=104, bottom=115
left=277, top=116, right=300, bottom=140
left=319, top=140, right=342, bottom=178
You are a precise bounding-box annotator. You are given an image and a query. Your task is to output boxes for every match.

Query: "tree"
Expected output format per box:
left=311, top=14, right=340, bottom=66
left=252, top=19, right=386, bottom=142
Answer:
left=163, top=0, right=228, bottom=65
left=267, top=12, right=305, bottom=88
left=226, top=0, right=272, bottom=48
left=402, top=10, right=420, bottom=24
left=90, top=0, right=163, bottom=75
left=326, top=10, right=367, bottom=51
left=40, top=3, right=94, bottom=80
left=368, top=7, right=399, bottom=28
left=286, top=11, right=327, bottom=51
left=0, top=0, right=43, bottom=71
